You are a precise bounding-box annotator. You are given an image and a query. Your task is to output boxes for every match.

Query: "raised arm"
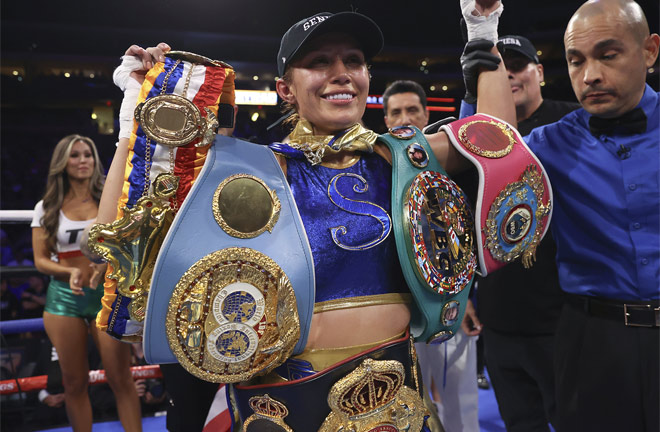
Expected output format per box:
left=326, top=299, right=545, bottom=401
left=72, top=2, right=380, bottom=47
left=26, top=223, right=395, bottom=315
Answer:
left=95, top=43, right=171, bottom=225
left=426, top=0, right=515, bottom=174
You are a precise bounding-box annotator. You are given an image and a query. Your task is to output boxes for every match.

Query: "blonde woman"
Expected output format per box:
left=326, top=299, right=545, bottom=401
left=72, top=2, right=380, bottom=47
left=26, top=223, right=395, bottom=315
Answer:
left=31, top=134, right=142, bottom=432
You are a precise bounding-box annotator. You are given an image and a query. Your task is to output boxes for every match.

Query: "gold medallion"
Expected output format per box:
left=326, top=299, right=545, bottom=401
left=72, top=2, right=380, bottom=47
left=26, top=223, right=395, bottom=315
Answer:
left=404, top=171, right=476, bottom=295
left=134, top=94, right=204, bottom=148
left=153, top=172, right=180, bottom=198
left=166, top=247, right=299, bottom=383
left=320, top=358, right=426, bottom=432
left=243, top=394, right=294, bottom=432
left=428, top=330, right=454, bottom=345
left=458, top=119, right=516, bottom=158
left=212, top=174, right=281, bottom=239
left=485, top=165, right=551, bottom=267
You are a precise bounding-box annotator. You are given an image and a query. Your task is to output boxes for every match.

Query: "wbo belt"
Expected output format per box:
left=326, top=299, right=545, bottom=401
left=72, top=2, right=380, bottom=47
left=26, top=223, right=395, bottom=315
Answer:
left=441, top=113, right=553, bottom=276
left=567, top=295, right=660, bottom=327
left=233, top=332, right=427, bottom=431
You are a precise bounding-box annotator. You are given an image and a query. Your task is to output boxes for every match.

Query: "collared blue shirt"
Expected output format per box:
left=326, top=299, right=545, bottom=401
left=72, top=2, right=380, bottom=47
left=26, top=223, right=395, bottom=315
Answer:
left=526, top=85, right=659, bottom=301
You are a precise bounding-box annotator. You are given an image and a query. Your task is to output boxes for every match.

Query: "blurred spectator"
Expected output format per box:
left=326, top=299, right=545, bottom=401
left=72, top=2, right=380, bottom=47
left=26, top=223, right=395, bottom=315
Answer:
left=1, top=279, right=20, bottom=320
left=21, top=276, right=48, bottom=319
left=132, top=344, right=168, bottom=416
left=0, top=229, right=13, bottom=266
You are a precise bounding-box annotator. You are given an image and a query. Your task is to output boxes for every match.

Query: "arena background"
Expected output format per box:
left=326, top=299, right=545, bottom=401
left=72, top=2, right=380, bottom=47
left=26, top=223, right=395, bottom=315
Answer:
left=2, top=0, right=658, bottom=212
left=0, top=1, right=658, bottom=429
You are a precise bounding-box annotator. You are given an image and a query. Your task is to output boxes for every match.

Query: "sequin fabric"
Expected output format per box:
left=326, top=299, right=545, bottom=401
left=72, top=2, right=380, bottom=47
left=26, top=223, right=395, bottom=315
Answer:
left=285, top=152, right=408, bottom=303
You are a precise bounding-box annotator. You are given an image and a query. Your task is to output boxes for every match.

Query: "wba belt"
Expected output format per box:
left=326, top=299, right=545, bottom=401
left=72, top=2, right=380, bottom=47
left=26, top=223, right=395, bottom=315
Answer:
left=441, top=114, right=552, bottom=276
left=378, top=126, right=476, bottom=344
left=144, top=135, right=315, bottom=383
left=233, top=332, right=427, bottom=432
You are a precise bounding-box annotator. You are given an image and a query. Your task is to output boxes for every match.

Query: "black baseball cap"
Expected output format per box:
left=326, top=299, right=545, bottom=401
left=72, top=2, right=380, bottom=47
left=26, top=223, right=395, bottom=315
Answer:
left=497, top=35, right=539, bottom=64
left=277, top=12, right=384, bottom=76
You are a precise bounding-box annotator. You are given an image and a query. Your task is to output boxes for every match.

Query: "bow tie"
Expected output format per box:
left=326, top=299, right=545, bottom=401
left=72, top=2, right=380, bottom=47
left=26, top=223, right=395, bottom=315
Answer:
left=588, top=107, right=647, bottom=136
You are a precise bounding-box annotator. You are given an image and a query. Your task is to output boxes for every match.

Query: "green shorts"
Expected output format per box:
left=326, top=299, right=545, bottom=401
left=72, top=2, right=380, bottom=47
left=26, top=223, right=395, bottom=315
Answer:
left=44, top=278, right=104, bottom=321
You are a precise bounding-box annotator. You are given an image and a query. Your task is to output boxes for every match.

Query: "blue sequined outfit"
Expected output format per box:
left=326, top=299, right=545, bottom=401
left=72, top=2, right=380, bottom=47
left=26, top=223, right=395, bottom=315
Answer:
left=285, top=152, right=409, bottom=305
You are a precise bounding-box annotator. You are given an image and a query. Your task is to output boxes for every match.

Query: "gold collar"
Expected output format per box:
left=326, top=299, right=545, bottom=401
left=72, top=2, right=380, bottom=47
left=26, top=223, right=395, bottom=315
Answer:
left=287, top=120, right=378, bottom=165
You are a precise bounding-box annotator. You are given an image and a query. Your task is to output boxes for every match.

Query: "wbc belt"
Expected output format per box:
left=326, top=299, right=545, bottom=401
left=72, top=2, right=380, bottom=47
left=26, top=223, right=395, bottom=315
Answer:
left=144, top=135, right=315, bottom=383
left=441, top=114, right=552, bottom=276
left=378, top=126, right=476, bottom=344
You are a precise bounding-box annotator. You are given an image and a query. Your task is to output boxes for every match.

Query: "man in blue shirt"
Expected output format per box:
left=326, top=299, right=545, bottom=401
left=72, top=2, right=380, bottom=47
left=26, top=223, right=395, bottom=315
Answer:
left=461, top=0, right=658, bottom=430
left=530, top=2, right=659, bottom=430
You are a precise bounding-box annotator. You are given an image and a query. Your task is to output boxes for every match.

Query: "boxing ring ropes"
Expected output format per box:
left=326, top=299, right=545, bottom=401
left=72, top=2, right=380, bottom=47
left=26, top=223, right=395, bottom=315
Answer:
left=0, top=210, right=162, bottom=396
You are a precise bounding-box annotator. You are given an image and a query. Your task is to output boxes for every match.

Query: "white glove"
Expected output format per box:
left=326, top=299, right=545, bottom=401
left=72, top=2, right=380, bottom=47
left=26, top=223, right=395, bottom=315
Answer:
left=113, top=55, right=144, bottom=140
left=460, top=0, right=503, bottom=44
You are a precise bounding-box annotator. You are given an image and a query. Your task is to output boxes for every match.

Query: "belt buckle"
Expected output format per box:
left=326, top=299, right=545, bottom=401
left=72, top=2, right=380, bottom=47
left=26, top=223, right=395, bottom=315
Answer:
left=623, top=304, right=660, bottom=327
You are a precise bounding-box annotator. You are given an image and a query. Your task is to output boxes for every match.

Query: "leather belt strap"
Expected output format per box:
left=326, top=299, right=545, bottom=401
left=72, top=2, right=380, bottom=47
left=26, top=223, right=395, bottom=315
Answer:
left=234, top=332, right=421, bottom=431
left=567, top=294, right=660, bottom=327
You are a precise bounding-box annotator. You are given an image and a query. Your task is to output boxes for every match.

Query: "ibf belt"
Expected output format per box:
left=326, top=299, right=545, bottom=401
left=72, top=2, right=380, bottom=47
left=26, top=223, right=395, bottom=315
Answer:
left=234, top=332, right=427, bottom=431
left=441, top=114, right=552, bottom=276
left=144, top=135, right=315, bottom=383
left=93, top=51, right=236, bottom=342
left=378, top=126, right=476, bottom=344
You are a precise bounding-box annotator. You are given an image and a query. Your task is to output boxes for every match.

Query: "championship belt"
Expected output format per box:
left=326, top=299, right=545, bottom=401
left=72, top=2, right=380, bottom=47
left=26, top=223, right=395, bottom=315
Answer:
left=378, top=126, right=476, bottom=344
left=234, top=332, right=427, bottom=431
left=441, top=114, right=552, bottom=276
left=144, top=135, right=315, bottom=383
left=91, top=51, right=236, bottom=341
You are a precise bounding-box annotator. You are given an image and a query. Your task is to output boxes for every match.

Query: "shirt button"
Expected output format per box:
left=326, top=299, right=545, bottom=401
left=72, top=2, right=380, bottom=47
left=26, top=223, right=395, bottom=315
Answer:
left=641, top=258, right=649, bottom=265
left=629, top=184, right=637, bottom=191
left=633, top=222, right=641, bottom=229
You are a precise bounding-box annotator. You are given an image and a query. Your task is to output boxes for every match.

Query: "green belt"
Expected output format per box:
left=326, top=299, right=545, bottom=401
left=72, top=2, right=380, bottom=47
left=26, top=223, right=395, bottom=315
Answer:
left=378, top=126, right=476, bottom=344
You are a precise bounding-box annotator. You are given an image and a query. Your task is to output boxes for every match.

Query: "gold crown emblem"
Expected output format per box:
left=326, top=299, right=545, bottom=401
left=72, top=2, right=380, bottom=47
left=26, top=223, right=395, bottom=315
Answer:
left=320, top=358, right=426, bottom=431
left=248, top=394, right=289, bottom=419
left=244, top=394, right=293, bottom=432
left=329, top=358, right=404, bottom=418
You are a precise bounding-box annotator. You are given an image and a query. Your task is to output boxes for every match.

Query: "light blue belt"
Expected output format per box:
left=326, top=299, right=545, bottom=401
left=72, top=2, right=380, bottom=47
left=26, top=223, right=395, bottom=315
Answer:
left=144, top=135, right=315, bottom=364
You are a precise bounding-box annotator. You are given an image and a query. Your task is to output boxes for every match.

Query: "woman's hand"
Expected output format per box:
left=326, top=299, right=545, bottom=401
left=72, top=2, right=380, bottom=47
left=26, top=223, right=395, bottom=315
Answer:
left=460, top=0, right=503, bottom=43
left=69, top=268, right=85, bottom=296
left=474, top=0, right=501, bottom=16
left=123, top=42, right=171, bottom=84
left=89, top=262, right=107, bottom=288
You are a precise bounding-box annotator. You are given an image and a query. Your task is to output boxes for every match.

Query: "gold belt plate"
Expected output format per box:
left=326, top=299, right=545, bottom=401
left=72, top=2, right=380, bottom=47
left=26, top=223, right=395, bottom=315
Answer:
left=88, top=187, right=176, bottom=322
left=320, top=358, right=426, bottom=432
left=134, top=94, right=218, bottom=148
left=166, top=247, right=300, bottom=383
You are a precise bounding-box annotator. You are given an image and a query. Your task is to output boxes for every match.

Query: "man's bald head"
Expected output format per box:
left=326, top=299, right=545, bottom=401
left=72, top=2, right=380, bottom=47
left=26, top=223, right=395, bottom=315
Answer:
left=567, top=0, right=649, bottom=45
left=563, top=0, right=658, bottom=118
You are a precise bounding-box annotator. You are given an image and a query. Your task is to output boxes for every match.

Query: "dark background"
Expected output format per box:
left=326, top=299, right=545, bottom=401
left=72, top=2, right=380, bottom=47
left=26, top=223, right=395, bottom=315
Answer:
left=1, top=4, right=657, bottom=429
left=2, top=0, right=659, bottom=212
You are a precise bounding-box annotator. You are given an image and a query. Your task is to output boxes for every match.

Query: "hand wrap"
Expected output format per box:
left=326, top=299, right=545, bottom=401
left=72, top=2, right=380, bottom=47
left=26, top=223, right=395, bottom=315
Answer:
left=460, top=0, right=503, bottom=43
left=113, top=55, right=144, bottom=140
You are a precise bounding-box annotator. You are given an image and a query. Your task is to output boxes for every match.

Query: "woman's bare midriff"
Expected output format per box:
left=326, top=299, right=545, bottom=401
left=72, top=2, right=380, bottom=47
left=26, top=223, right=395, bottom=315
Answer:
left=305, top=303, right=411, bottom=349
left=54, top=256, right=96, bottom=287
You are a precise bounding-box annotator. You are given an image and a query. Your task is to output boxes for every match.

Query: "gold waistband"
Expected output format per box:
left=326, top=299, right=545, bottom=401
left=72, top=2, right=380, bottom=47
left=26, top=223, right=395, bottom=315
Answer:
left=293, top=331, right=406, bottom=372
left=313, top=293, right=412, bottom=313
